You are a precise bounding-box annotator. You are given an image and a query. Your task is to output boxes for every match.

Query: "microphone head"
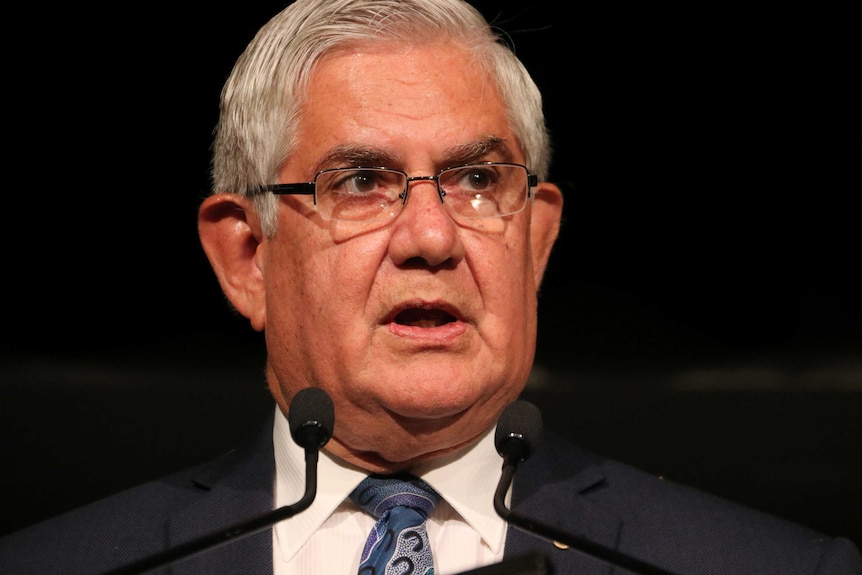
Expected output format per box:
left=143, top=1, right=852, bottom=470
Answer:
left=288, top=387, right=335, bottom=449
left=495, top=400, right=543, bottom=463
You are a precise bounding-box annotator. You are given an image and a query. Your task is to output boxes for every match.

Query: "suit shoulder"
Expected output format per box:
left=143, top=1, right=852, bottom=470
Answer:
left=0, top=457, right=216, bottom=572
left=521, top=430, right=862, bottom=573
left=0, top=418, right=275, bottom=574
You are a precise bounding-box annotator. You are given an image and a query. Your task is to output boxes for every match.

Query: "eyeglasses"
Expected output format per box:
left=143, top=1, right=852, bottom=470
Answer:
left=261, top=162, right=537, bottom=223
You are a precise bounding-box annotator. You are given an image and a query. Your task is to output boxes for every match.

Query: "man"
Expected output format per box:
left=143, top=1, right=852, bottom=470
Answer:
left=1, top=0, right=859, bottom=573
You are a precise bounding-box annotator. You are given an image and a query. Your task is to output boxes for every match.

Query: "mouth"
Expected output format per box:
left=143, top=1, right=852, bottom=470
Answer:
left=393, top=307, right=458, bottom=328
left=383, top=301, right=469, bottom=342
left=384, top=300, right=464, bottom=328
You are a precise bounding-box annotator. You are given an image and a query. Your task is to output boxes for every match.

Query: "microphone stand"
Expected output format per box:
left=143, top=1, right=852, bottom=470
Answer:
left=104, top=445, right=320, bottom=575
left=494, top=452, right=679, bottom=575
left=104, top=387, right=334, bottom=575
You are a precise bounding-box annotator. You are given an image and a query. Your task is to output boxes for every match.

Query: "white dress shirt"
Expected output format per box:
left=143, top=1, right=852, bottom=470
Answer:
left=271, top=405, right=509, bottom=574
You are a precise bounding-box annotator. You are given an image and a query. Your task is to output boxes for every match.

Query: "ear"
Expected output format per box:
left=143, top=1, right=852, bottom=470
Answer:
left=529, top=181, right=564, bottom=289
left=198, top=193, right=267, bottom=331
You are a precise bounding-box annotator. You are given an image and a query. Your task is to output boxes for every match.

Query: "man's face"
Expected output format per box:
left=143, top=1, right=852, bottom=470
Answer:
left=255, top=43, right=561, bottom=472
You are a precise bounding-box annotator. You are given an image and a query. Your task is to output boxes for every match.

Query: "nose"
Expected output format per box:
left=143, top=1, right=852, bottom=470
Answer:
left=387, top=179, right=465, bottom=268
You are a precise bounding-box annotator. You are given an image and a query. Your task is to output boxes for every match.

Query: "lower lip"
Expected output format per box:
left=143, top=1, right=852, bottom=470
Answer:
left=387, top=320, right=468, bottom=342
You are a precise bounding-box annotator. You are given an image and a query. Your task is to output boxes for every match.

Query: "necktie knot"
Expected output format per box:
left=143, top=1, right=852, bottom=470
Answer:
left=351, top=474, right=441, bottom=519
left=349, top=475, right=441, bottom=575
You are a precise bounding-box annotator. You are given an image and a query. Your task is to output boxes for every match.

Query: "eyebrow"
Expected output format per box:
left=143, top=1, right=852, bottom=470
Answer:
left=314, top=136, right=517, bottom=173
left=441, top=136, right=516, bottom=167
left=316, top=145, right=395, bottom=171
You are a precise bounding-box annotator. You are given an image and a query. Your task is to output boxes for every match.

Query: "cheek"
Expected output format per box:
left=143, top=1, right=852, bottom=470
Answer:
left=472, top=230, right=533, bottom=294
left=467, top=232, right=536, bottom=334
left=265, top=231, right=382, bottom=341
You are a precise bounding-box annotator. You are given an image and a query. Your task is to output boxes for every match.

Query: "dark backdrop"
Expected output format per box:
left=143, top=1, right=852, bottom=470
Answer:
left=2, top=2, right=859, bottom=546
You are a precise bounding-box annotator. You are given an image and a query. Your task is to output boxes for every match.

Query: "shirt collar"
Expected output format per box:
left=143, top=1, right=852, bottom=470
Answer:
left=413, top=424, right=507, bottom=554
left=272, top=405, right=507, bottom=560
left=272, top=406, right=366, bottom=561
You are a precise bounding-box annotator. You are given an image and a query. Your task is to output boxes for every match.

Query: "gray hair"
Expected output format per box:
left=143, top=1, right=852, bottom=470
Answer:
left=212, top=0, right=551, bottom=236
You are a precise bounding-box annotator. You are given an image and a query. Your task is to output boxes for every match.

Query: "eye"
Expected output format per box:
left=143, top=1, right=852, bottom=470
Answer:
left=449, top=165, right=500, bottom=193
left=330, top=169, right=388, bottom=195
left=468, top=168, right=496, bottom=190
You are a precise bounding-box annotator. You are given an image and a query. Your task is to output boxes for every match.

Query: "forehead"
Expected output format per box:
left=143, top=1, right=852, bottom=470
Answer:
left=292, top=42, right=520, bottom=171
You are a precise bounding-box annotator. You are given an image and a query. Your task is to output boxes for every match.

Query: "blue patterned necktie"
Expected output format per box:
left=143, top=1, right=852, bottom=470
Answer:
left=350, top=474, right=442, bottom=575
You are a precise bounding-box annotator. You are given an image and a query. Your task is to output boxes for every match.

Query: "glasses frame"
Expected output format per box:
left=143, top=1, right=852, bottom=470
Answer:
left=261, top=161, right=538, bottom=221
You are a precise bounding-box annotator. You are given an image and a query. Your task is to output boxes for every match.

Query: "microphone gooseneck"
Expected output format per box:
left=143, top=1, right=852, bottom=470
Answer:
left=493, top=400, right=679, bottom=575
left=286, top=386, right=334, bottom=512
left=104, top=387, right=335, bottom=575
left=493, top=400, right=542, bottom=521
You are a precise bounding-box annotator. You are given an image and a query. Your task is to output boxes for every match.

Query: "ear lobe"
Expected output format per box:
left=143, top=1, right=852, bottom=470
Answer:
left=198, top=193, right=267, bottom=331
left=529, top=181, right=564, bottom=290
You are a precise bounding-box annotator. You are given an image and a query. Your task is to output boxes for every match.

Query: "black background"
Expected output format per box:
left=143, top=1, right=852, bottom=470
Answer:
left=2, top=2, right=860, bottom=546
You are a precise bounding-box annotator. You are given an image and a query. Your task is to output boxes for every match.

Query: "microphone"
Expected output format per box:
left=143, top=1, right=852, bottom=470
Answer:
left=104, top=387, right=334, bottom=575
left=493, top=400, right=679, bottom=575
left=494, top=399, right=543, bottom=467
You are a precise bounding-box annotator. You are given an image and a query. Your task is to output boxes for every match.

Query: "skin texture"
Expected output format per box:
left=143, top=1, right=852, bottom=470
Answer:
left=199, top=42, right=563, bottom=474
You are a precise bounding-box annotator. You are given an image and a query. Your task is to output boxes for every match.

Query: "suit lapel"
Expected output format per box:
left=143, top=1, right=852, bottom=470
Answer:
left=168, top=416, right=276, bottom=575
left=503, top=431, right=623, bottom=575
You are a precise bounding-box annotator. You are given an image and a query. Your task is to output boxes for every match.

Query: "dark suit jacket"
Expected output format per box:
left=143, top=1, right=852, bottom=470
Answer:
left=1, top=413, right=859, bottom=575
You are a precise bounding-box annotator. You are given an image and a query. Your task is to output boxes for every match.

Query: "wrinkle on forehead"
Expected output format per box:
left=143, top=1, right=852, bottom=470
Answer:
left=287, top=41, right=519, bottom=180
left=312, top=137, right=517, bottom=173
left=314, top=39, right=494, bottom=108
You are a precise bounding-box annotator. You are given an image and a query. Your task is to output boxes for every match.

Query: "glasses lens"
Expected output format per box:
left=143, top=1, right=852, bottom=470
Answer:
left=315, top=168, right=405, bottom=221
left=439, top=163, right=528, bottom=218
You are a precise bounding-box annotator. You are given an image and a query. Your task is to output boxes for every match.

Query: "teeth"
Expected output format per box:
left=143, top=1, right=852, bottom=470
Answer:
left=407, top=318, right=444, bottom=328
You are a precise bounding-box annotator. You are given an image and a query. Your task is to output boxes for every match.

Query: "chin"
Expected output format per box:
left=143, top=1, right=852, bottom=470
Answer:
left=390, top=401, right=500, bottom=454
left=376, top=427, right=481, bottom=470
left=387, top=392, right=463, bottom=415
left=328, top=417, right=481, bottom=474
left=374, top=364, right=498, bottom=411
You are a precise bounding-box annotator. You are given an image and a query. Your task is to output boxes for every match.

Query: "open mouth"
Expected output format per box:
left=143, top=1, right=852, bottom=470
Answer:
left=394, top=307, right=457, bottom=328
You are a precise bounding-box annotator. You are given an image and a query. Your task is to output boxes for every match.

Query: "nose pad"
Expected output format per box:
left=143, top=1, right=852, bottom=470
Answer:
left=401, top=188, right=445, bottom=208
left=401, top=176, right=445, bottom=206
left=398, top=179, right=449, bottom=223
